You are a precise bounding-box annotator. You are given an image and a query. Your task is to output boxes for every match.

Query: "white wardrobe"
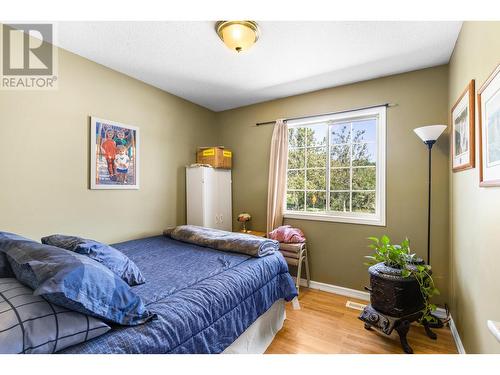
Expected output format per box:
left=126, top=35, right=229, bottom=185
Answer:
left=186, top=166, right=232, bottom=231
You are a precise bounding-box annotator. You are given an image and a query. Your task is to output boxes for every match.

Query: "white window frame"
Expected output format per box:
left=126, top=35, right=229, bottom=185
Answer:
left=284, top=106, right=386, bottom=226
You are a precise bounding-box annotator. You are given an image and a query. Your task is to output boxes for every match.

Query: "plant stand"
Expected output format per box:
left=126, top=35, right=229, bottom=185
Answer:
left=359, top=304, right=437, bottom=354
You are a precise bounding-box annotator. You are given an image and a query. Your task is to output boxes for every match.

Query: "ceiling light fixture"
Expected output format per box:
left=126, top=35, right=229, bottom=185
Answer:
left=215, top=21, right=260, bottom=53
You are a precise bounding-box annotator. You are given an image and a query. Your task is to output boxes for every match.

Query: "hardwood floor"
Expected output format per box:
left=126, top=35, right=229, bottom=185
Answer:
left=265, top=288, right=457, bottom=354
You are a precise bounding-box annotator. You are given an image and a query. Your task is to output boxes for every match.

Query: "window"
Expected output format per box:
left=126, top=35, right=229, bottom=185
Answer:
left=285, top=106, right=386, bottom=226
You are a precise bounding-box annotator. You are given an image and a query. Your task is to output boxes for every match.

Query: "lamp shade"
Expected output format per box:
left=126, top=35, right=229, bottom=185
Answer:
left=413, top=125, right=447, bottom=142
left=215, top=21, right=260, bottom=53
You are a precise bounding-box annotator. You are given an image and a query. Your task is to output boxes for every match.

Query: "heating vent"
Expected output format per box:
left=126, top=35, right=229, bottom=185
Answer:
left=346, top=300, right=366, bottom=311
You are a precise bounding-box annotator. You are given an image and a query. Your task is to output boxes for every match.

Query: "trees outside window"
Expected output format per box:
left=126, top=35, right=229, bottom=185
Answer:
left=285, top=107, right=386, bottom=226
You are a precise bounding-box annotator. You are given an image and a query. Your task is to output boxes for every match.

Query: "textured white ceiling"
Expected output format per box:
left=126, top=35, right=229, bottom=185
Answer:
left=56, top=21, right=462, bottom=111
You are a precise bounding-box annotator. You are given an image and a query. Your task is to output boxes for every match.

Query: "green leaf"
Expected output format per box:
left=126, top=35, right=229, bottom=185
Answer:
left=381, top=235, right=390, bottom=245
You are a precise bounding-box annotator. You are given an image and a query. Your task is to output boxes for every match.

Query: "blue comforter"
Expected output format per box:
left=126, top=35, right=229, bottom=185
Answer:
left=61, top=235, right=297, bottom=354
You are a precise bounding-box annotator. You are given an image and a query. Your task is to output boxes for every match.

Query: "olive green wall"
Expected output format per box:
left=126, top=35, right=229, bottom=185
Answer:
left=9, top=27, right=499, bottom=351
left=448, top=21, right=500, bottom=354
left=215, top=66, right=450, bottom=304
left=0, top=47, right=217, bottom=243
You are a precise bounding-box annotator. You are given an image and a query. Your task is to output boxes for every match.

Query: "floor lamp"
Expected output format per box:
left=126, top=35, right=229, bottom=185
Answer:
left=414, top=125, right=447, bottom=328
left=413, top=125, right=447, bottom=266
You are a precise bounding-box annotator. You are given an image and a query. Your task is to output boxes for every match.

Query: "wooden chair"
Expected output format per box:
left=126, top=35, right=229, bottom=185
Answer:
left=279, top=242, right=310, bottom=293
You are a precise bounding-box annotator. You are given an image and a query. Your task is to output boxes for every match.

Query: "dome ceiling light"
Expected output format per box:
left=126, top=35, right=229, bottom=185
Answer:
left=215, top=21, right=260, bottom=53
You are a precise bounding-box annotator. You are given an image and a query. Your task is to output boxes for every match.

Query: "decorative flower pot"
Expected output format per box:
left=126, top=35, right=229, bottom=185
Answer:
left=367, top=262, right=425, bottom=317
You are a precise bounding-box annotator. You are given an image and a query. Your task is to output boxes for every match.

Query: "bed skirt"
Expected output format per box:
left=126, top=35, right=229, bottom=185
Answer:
left=222, top=299, right=285, bottom=354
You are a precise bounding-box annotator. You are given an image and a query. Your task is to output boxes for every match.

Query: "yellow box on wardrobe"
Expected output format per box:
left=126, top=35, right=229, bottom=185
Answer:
left=196, top=146, right=232, bottom=169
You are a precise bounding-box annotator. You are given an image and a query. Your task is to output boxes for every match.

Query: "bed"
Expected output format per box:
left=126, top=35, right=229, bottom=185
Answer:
left=60, top=235, right=297, bottom=354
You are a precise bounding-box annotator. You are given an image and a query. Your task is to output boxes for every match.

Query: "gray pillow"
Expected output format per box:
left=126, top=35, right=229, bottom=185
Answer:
left=0, top=278, right=110, bottom=354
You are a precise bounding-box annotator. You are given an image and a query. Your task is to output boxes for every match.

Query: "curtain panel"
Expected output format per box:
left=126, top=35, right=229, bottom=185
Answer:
left=266, top=119, right=288, bottom=234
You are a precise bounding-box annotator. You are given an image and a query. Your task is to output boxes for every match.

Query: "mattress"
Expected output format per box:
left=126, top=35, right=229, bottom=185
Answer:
left=61, top=235, right=297, bottom=354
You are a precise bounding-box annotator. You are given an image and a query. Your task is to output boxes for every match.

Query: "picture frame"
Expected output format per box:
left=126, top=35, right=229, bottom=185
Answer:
left=90, top=116, right=140, bottom=190
left=478, top=64, right=500, bottom=187
left=451, top=80, right=475, bottom=172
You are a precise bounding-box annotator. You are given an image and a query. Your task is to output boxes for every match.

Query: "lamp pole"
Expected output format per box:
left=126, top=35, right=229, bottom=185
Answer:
left=424, top=140, right=436, bottom=265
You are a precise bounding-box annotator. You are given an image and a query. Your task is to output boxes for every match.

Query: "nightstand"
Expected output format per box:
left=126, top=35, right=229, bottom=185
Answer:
left=237, top=230, right=267, bottom=238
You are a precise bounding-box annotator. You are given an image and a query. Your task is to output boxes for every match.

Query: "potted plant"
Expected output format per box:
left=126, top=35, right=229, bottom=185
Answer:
left=364, top=235, right=440, bottom=324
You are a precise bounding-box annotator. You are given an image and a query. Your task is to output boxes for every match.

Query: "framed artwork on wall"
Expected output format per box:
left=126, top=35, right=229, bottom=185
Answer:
left=451, top=80, right=475, bottom=172
left=478, top=64, right=500, bottom=187
left=90, top=116, right=140, bottom=189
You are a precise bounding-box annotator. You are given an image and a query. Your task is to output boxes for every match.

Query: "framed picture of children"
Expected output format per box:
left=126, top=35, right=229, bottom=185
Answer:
left=90, top=116, right=140, bottom=189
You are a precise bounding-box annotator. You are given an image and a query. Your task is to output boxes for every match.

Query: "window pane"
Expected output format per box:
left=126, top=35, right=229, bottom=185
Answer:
left=330, top=122, right=350, bottom=144
left=288, top=127, right=307, bottom=147
left=287, top=191, right=305, bottom=211
left=352, top=143, right=376, bottom=166
left=306, top=192, right=326, bottom=212
left=306, top=147, right=326, bottom=168
left=330, top=192, right=350, bottom=212
left=286, top=110, right=383, bottom=222
left=287, top=170, right=305, bottom=190
left=352, top=119, right=377, bottom=143
left=288, top=148, right=305, bottom=169
left=330, top=145, right=350, bottom=167
left=306, top=169, right=326, bottom=190
left=352, top=167, right=376, bottom=190
left=352, top=192, right=376, bottom=213
left=330, top=168, right=350, bottom=190
left=306, top=124, right=327, bottom=146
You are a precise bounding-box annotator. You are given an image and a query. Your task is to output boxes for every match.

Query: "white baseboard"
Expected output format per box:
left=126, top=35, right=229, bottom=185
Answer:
left=294, top=277, right=370, bottom=301
left=294, top=277, right=466, bottom=354
left=432, top=307, right=466, bottom=353
left=448, top=315, right=466, bottom=354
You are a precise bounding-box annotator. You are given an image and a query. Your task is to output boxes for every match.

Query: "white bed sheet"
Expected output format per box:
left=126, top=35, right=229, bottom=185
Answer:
left=222, top=299, right=285, bottom=354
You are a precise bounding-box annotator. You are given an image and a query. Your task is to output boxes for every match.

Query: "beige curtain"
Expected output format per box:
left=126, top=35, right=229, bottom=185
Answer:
left=266, top=119, right=288, bottom=235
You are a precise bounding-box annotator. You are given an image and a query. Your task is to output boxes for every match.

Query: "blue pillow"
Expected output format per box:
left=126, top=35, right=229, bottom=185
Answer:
left=0, top=231, right=36, bottom=278
left=3, top=239, right=156, bottom=326
left=41, top=234, right=145, bottom=286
